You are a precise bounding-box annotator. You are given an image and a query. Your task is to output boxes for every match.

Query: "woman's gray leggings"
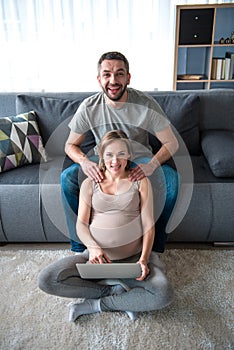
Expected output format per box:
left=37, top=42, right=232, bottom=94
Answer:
left=38, top=251, right=174, bottom=312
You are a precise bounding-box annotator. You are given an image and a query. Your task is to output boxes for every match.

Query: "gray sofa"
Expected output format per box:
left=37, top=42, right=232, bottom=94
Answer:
left=0, top=89, right=234, bottom=246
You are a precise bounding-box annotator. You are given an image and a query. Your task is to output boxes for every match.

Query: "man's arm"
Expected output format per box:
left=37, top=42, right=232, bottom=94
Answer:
left=150, top=124, right=179, bottom=168
left=65, top=130, right=87, bottom=163
left=65, top=131, right=103, bottom=182
left=129, top=125, right=179, bottom=181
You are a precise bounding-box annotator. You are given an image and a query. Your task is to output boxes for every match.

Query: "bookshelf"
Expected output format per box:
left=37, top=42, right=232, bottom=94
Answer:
left=173, top=3, right=234, bottom=90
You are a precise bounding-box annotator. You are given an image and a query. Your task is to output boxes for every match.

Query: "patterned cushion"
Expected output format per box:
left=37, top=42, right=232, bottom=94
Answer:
left=0, top=111, right=47, bottom=173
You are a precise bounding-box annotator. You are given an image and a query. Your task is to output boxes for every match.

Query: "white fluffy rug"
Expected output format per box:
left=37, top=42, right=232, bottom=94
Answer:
left=0, top=248, right=233, bottom=350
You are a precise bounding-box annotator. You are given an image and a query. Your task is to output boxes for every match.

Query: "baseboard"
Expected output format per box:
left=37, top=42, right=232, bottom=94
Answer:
left=213, top=242, right=234, bottom=247
left=166, top=242, right=234, bottom=250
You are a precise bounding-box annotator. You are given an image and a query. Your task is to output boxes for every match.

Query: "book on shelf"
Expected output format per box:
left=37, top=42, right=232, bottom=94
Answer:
left=211, top=53, right=234, bottom=80
left=211, top=58, right=217, bottom=80
left=225, top=57, right=231, bottom=80
left=216, top=58, right=223, bottom=80
left=211, top=58, right=223, bottom=80
left=225, top=52, right=234, bottom=80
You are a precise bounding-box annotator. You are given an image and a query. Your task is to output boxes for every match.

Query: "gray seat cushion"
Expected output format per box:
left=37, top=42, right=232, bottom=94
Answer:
left=0, top=157, right=71, bottom=185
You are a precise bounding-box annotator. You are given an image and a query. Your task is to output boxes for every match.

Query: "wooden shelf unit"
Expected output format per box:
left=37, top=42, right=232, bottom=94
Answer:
left=173, top=3, right=234, bottom=90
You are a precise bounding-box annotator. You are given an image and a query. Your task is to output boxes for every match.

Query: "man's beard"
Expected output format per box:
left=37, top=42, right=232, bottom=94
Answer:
left=102, top=83, right=128, bottom=101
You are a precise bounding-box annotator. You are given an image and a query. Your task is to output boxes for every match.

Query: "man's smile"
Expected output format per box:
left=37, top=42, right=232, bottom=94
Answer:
left=108, top=85, right=121, bottom=93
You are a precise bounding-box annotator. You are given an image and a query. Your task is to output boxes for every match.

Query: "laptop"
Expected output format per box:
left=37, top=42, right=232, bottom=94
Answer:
left=76, top=262, right=142, bottom=279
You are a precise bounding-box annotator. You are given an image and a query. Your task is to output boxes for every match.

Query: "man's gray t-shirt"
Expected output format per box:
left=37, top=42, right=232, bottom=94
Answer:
left=69, top=88, right=170, bottom=158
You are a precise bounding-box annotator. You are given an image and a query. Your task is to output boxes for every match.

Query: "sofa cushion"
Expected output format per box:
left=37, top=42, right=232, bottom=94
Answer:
left=201, top=130, right=234, bottom=177
left=150, top=94, right=201, bottom=155
left=199, top=89, right=234, bottom=132
left=0, top=157, right=70, bottom=185
left=0, top=111, right=47, bottom=173
left=0, top=162, right=40, bottom=184
left=16, top=95, right=95, bottom=156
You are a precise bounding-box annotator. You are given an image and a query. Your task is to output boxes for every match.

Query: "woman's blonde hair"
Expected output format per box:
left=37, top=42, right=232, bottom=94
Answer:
left=98, top=130, right=132, bottom=172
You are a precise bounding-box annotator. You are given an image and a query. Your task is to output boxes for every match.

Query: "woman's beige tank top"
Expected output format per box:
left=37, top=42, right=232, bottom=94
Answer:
left=89, top=181, right=143, bottom=260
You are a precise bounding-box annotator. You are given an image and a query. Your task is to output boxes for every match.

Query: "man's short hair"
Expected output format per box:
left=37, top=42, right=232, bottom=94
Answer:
left=97, top=51, right=129, bottom=74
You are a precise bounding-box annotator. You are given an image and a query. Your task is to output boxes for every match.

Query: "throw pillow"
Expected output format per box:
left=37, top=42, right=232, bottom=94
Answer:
left=150, top=94, right=201, bottom=155
left=0, top=111, right=47, bottom=173
left=16, top=95, right=95, bottom=156
left=201, top=130, right=234, bottom=177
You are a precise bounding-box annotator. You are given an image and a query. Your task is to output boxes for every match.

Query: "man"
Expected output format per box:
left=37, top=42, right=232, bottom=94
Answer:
left=61, top=51, right=179, bottom=253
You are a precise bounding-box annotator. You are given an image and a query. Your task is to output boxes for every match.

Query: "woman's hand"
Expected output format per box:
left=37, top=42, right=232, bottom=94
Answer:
left=88, top=247, right=112, bottom=264
left=136, top=260, right=150, bottom=281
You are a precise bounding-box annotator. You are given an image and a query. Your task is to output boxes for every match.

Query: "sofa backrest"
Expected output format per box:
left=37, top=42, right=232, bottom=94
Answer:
left=0, top=89, right=233, bottom=157
left=0, top=92, right=95, bottom=157
left=197, top=89, right=234, bottom=131
left=0, top=93, right=17, bottom=116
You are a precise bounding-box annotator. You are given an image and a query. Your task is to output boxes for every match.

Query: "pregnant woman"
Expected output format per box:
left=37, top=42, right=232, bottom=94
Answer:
left=38, top=130, right=173, bottom=322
